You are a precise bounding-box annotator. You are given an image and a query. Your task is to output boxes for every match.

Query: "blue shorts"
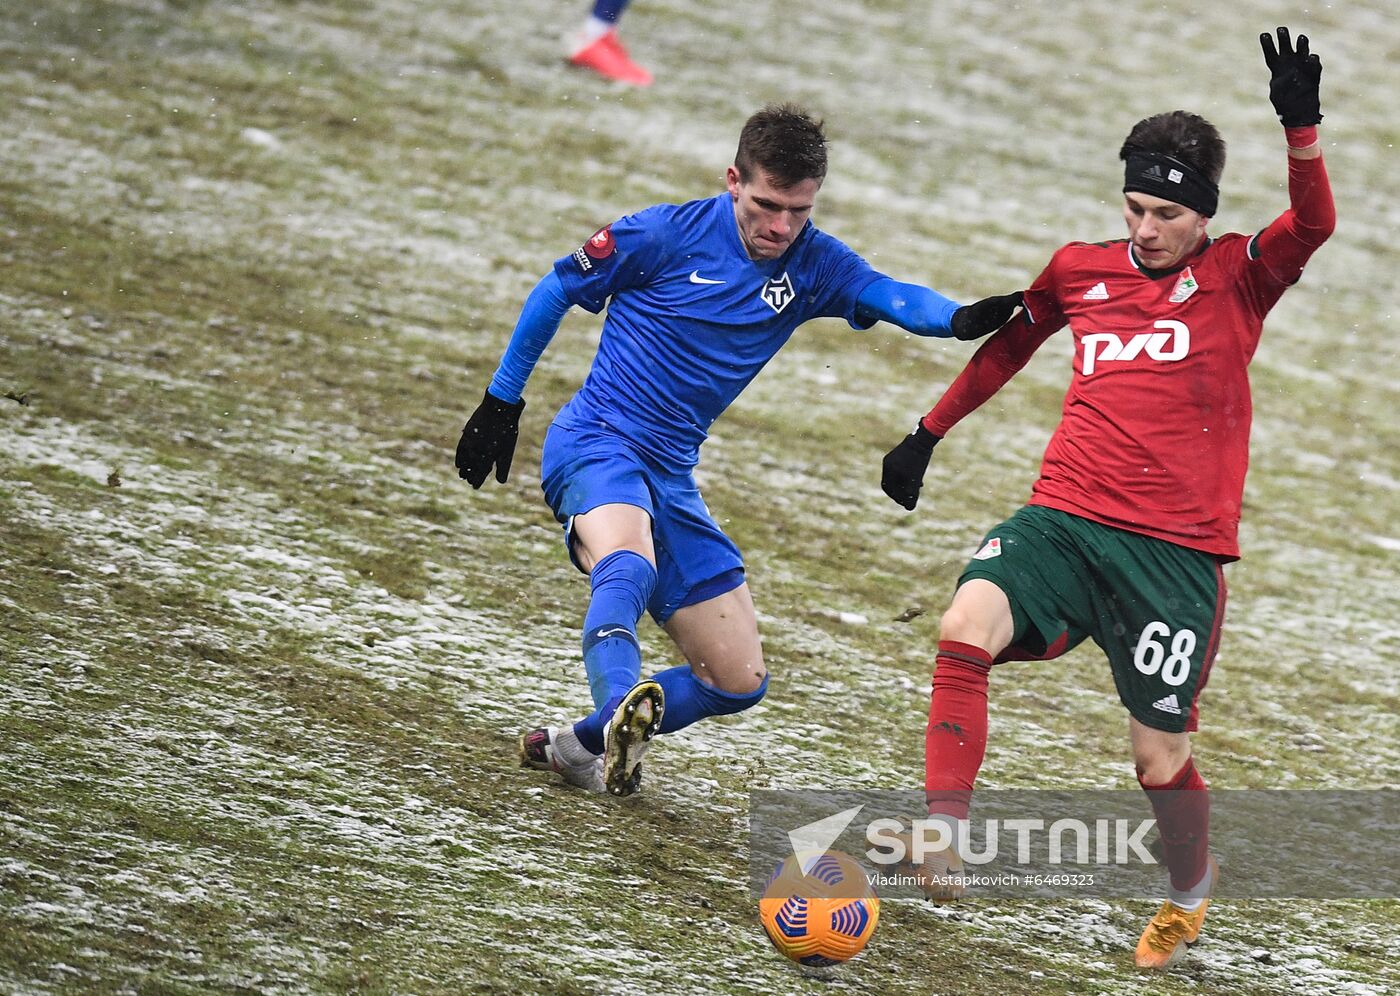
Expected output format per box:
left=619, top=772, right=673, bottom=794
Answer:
left=539, top=421, right=744, bottom=624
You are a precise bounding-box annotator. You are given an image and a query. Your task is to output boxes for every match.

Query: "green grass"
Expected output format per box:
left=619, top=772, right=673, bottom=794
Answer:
left=2, top=0, right=1397, bottom=992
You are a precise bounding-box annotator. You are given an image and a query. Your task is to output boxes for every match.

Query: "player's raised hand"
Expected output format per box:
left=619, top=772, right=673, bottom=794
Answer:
left=950, top=292, right=1023, bottom=342
left=881, top=424, right=941, bottom=510
left=455, top=390, right=526, bottom=488
left=1260, top=26, right=1322, bottom=126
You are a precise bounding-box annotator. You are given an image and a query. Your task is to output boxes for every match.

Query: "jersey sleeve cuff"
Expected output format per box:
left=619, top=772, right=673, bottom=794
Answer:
left=552, top=256, right=606, bottom=314
left=1284, top=125, right=1319, bottom=150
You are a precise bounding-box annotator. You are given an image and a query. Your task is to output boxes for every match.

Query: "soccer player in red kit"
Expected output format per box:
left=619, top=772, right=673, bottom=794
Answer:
left=878, top=28, right=1335, bottom=969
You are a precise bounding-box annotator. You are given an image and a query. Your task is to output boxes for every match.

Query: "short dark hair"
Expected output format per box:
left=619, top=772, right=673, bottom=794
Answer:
left=734, top=104, right=828, bottom=189
left=1118, top=111, right=1226, bottom=186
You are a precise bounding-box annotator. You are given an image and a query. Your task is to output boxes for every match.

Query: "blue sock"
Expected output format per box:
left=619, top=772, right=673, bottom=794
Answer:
left=571, top=549, right=655, bottom=755
left=654, top=665, right=769, bottom=734
left=591, top=0, right=629, bottom=24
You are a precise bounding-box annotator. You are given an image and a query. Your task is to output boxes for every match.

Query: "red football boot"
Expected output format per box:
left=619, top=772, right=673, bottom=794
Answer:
left=569, top=29, right=653, bottom=86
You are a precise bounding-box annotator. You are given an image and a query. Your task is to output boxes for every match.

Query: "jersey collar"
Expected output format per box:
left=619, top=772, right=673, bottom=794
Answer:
left=1126, top=235, right=1213, bottom=280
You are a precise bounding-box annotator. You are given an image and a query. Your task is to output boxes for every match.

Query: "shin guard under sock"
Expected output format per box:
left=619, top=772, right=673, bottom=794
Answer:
left=925, top=640, right=992, bottom=821
left=1138, top=757, right=1211, bottom=899
left=572, top=549, right=655, bottom=755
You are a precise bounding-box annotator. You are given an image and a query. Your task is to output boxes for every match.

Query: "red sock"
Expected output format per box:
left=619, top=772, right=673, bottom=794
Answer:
left=1138, top=757, right=1211, bottom=894
left=925, top=641, right=992, bottom=821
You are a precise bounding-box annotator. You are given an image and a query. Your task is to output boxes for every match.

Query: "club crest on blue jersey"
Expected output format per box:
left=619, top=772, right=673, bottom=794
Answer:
left=572, top=224, right=617, bottom=274
left=761, top=272, right=795, bottom=314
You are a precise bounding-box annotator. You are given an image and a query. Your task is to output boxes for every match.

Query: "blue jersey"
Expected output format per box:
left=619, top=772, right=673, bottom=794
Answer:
left=551, top=193, right=883, bottom=472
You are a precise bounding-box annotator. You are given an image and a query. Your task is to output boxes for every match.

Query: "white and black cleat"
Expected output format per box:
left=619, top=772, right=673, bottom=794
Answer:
left=602, top=679, right=665, bottom=797
left=519, top=726, right=605, bottom=793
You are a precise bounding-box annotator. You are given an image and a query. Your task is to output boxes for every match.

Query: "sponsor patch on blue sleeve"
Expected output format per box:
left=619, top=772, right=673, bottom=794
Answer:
left=571, top=224, right=617, bottom=273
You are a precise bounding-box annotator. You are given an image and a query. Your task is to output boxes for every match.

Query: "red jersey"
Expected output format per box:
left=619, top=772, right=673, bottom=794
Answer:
left=924, top=152, right=1334, bottom=560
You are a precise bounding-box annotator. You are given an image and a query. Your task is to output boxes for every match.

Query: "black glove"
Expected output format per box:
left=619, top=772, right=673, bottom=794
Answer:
left=950, top=292, right=1024, bottom=342
left=455, top=390, right=526, bottom=488
left=1260, top=26, right=1322, bottom=127
left=881, top=424, right=941, bottom=510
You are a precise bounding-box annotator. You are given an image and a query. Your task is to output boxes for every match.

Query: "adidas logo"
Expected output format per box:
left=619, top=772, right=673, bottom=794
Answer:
left=1145, top=164, right=1164, bottom=179
left=1083, top=282, right=1109, bottom=300
left=1151, top=693, right=1182, bottom=715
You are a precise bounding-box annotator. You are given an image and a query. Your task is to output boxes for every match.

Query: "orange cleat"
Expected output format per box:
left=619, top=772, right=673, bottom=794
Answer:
left=569, top=30, right=653, bottom=86
left=1134, top=856, right=1219, bottom=969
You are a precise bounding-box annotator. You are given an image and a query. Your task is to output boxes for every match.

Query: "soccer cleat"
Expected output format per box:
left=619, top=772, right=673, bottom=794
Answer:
left=602, top=679, right=664, bottom=797
left=890, top=831, right=966, bottom=904
left=519, top=726, right=605, bottom=793
left=1134, top=856, right=1219, bottom=969
left=568, top=30, right=653, bottom=86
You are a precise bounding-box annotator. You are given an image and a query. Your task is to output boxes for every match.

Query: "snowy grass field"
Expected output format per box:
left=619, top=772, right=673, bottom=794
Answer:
left=2, top=0, right=1397, bottom=992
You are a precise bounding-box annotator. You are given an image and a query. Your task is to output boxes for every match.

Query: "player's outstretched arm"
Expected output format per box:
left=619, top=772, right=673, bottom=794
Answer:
left=854, top=279, right=1022, bottom=340
left=880, top=309, right=1054, bottom=511
left=1255, top=27, right=1336, bottom=279
left=950, top=292, right=1024, bottom=341
left=454, top=272, right=572, bottom=488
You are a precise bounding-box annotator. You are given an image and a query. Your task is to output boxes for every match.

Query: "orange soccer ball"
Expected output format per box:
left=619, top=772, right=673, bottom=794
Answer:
left=758, top=850, right=880, bottom=966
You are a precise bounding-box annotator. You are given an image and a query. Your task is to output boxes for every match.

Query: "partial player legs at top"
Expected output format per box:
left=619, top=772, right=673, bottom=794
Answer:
left=568, top=0, right=653, bottom=87
left=587, top=0, right=630, bottom=25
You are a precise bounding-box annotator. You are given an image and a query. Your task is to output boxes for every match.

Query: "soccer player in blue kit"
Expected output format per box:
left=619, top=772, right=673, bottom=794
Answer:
left=456, top=105, right=1022, bottom=796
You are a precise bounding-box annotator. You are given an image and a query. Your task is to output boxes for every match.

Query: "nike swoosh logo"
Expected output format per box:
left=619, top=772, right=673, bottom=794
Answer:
left=689, top=270, right=725, bottom=285
left=595, top=627, right=631, bottom=640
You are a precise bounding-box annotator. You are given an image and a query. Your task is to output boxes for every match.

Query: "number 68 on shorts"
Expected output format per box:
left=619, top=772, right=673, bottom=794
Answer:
left=957, top=505, right=1225, bottom=734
